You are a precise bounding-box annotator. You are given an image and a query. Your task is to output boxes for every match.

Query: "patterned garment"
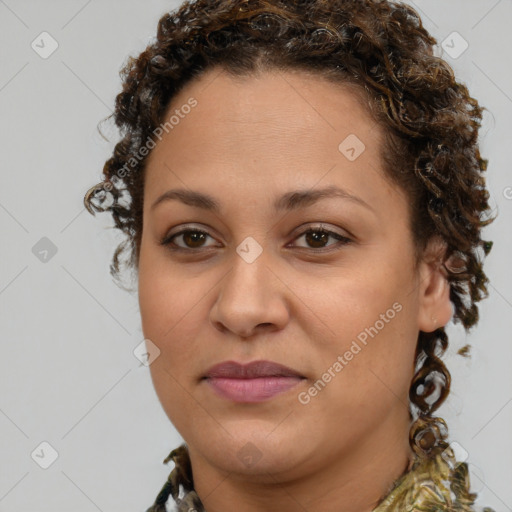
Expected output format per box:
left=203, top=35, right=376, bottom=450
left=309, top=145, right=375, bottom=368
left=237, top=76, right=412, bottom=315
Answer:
left=145, top=442, right=496, bottom=512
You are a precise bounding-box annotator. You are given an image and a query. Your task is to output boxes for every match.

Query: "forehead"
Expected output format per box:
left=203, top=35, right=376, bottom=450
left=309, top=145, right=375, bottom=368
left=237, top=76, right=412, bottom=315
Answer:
left=164, top=66, right=377, bottom=140
left=146, top=67, right=382, bottom=161
left=143, top=67, right=403, bottom=218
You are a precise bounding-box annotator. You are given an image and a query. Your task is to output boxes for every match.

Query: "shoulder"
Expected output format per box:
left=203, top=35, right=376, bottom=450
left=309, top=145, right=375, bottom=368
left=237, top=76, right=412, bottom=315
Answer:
left=372, top=450, right=496, bottom=512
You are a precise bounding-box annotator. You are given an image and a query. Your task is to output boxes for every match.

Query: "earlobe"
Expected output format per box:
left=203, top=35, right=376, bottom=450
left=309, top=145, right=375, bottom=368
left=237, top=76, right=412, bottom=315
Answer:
left=417, top=238, right=453, bottom=333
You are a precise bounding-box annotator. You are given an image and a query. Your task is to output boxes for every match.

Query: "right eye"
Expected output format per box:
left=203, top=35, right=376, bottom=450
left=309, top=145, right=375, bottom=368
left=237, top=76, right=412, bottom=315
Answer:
left=160, top=228, right=219, bottom=252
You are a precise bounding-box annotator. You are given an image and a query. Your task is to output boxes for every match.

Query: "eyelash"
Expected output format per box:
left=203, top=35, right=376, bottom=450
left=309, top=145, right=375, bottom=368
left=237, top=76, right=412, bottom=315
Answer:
left=159, top=225, right=352, bottom=254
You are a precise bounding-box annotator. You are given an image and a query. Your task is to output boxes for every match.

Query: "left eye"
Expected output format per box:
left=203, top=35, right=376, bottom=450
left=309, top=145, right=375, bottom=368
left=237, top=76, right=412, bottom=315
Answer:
left=160, top=226, right=352, bottom=252
left=291, top=227, right=352, bottom=250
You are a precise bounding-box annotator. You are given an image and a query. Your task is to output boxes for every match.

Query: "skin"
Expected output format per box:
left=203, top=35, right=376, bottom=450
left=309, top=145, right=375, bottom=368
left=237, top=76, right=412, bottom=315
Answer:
left=137, top=66, right=453, bottom=512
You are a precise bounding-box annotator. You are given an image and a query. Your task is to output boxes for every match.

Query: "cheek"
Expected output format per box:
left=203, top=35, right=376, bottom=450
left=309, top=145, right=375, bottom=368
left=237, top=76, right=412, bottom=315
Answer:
left=138, top=244, right=199, bottom=340
left=307, top=261, right=418, bottom=401
left=298, top=303, right=416, bottom=443
left=137, top=250, right=206, bottom=430
left=139, top=275, right=206, bottom=376
left=137, top=252, right=207, bottom=413
left=305, top=264, right=407, bottom=344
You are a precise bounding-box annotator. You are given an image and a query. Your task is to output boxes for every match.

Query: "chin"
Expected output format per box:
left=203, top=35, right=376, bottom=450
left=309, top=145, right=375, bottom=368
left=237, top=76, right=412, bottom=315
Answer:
left=198, top=428, right=309, bottom=476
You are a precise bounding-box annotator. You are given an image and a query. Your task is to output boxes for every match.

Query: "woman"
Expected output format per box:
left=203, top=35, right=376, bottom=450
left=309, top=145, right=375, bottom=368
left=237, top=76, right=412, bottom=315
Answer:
left=84, top=0, right=497, bottom=510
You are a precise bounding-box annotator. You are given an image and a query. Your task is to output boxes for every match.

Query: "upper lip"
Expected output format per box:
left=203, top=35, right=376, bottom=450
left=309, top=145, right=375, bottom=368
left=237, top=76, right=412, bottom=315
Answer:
left=204, top=360, right=305, bottom=379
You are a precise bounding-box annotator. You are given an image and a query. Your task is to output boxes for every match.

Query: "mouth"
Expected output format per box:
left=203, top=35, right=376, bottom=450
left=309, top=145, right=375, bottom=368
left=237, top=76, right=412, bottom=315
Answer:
left=202, top=360, right=306, bottom=403
left=204, top=376, right=305, bottom=403
left=203, top=359, right=305, bottom=379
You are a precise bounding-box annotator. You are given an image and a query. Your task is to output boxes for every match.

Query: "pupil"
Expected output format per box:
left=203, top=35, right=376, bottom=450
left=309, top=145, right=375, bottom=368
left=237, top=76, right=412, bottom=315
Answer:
left=185, top=232, right=205, bottom=247
left=307, top=230, right=327, bottom=248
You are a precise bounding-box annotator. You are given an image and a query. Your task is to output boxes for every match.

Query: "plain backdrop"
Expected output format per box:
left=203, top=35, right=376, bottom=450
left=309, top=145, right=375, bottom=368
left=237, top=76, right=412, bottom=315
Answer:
left=0, top=1, right=511, bottom=511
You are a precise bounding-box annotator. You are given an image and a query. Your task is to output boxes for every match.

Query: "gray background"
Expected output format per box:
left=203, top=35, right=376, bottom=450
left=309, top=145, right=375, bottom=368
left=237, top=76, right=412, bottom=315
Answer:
left=0, top=0, right=510, bottom=511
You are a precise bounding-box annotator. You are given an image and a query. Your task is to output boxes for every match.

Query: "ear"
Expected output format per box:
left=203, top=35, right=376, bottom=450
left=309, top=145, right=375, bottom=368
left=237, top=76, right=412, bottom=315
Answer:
left=417, top=236, right=453, bottom=333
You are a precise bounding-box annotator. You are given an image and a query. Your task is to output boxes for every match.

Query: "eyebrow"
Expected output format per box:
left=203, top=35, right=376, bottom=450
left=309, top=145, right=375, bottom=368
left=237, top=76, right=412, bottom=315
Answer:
left=150, top=185, right=375, bottom=214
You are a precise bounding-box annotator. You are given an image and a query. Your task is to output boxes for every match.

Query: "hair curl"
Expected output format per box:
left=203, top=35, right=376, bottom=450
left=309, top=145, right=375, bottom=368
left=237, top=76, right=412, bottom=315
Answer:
left=84, top=0, right=495, bottom=469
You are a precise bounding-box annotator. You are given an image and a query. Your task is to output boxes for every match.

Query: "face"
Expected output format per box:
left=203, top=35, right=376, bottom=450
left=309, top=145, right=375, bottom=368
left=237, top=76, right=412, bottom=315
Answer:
left=138, top=67, right=452, bottom=481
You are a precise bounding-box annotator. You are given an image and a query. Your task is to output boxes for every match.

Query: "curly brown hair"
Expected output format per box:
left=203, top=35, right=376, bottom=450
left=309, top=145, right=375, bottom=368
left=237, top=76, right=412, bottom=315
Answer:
left=84, top=0, right=495, bottom=463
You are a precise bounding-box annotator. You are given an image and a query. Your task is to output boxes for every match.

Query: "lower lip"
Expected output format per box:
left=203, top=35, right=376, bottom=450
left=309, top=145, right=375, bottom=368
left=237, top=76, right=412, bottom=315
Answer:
left=205, top=376, right=304, bottom=403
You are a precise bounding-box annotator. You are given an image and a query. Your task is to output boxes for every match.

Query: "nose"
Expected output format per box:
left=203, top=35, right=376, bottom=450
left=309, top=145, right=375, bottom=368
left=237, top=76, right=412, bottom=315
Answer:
left=209, top=248, right=290, bottom=339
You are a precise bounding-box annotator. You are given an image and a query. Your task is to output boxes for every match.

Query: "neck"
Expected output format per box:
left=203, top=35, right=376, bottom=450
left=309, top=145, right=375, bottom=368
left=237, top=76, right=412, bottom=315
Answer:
left=187, top=406, right=413, bottom=512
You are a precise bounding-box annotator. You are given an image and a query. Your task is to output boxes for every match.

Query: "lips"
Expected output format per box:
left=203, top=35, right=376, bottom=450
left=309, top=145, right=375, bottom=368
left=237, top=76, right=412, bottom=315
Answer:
left=202, top=360, right=305, bottom=403
left=203, top=360, right=305, bottom=379
left=206, top=376, right=303, bottom=402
